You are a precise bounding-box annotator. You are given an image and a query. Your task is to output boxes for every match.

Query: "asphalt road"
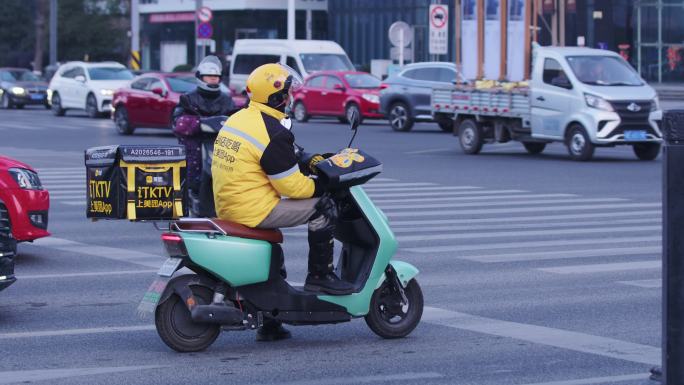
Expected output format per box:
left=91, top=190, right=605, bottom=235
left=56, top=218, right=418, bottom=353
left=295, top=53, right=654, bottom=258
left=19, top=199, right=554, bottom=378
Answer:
left=0, top=104, right=677, bottom=385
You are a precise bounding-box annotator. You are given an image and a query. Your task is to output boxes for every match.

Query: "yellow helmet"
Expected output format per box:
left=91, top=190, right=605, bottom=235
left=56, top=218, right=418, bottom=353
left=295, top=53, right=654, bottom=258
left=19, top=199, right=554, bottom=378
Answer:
left=246, top=63, right=303, bottom=108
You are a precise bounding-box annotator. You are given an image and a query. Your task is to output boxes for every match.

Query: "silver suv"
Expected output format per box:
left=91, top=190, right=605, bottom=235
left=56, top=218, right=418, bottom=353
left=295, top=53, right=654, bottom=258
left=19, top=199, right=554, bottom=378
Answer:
left=379, top=62, right=464, bottom=132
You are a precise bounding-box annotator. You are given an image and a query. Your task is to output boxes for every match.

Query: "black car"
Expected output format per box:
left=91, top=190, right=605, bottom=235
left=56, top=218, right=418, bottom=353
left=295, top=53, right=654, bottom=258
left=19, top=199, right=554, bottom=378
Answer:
left=0, top=68, right=50, bottom=110
left=379, top=62, right=465, bottom=132
left=0, top=200, right=16, bottom=292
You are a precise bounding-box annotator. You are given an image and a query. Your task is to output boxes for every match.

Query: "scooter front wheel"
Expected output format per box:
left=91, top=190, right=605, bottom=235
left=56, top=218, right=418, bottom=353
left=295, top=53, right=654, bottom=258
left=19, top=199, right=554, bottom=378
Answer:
left=155, top=283, right=220, bottom=352
left=365, top=279, right=423, bottom=339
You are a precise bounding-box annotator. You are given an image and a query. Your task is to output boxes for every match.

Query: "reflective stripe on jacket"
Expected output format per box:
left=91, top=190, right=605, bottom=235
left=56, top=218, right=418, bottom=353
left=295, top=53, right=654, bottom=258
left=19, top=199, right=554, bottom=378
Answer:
left=212, top=101, right=321, bottom=227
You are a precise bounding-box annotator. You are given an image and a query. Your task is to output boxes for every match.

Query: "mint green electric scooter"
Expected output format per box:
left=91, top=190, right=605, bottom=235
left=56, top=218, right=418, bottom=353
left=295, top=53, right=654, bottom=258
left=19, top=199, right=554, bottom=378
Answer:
left=138, top=113, right=423, bottom=352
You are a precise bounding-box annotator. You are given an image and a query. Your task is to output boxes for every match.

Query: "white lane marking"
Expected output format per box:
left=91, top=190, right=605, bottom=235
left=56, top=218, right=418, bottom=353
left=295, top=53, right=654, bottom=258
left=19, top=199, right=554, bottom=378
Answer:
left=463, top=246, right=661, bottom=263
left=404, top=147, right=453, bottom=155
left=384, top=203, right=662, bottom=217
left=380, top=197, right=627, bottom=211
left=41, top=183, right=85, bottom=188
left=538, top=261, right=661, bottom=274
left=395, top=225, right=660, bottom=242
left=32, top=237, right=163, bottom=268
left=518, top=373, right=648, bottom=385
left=0, top=325, right=156, bottom=339
left=364, top=186, right=481, bottom=192
left=364, top=182, right=436, bottom=188
left=49, top=195, right=85, bottom=200
left=617, top=279, right=661, bottom=288
left=369, top=177, right=396, bottom=182
left=389, top=211, right=662, bottom=226
left=1, top=306, right=660, bottom=367
left=248, top=372, right=444, bottom=385
left=19, top=270, right=157, bottom=280
left=372, top=193, right=578, bottom=204
left=58, top=201, right=85, bottom=206
left=368, top=189, right=527, bottom=198
left=422, top=307, right=660, bottom=365
left=0, top=366, right=166, bottom=385
left=390, top=218, right=661, bottom=234
left=404, top=236, right=662, bottom=254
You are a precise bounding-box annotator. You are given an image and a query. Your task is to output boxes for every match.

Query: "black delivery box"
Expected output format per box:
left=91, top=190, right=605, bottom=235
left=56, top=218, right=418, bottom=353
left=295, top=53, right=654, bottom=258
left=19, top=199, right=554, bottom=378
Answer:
left=85, top=145, right=186, bottom=220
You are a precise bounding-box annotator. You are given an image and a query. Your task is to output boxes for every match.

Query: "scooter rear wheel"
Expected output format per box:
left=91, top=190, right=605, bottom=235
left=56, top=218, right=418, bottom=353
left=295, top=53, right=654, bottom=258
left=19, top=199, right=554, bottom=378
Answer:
left=155, top=283, right=220, bottom=352
left=365, top=279, right=423, bottom=339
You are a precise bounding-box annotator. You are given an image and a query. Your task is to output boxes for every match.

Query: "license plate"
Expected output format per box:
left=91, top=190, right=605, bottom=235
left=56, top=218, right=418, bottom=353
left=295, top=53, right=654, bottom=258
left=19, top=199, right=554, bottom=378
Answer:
left=158, top=257, right=182, bottom=277
left=136, top=276, right=172, bottom=319
left=30, top=94, right=44, bottom=100
left=624, top=130, right=647, bottom=141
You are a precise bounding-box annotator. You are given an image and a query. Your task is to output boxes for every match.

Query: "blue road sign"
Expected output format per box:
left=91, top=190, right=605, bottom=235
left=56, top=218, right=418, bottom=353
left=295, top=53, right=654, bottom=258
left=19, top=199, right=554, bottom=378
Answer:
left=197, top=22, right=213, bottom=39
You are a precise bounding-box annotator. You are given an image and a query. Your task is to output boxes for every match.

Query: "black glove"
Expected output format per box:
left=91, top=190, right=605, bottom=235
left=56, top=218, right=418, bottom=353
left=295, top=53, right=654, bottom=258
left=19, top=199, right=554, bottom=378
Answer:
left=297, top=151, right=325, bottom=175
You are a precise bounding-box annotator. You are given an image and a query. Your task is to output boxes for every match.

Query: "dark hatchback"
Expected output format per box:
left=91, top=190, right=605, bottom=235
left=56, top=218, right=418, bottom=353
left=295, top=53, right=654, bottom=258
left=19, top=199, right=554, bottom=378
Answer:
left=0, top=203, right=16, bottom=292
left=0, top=68, right=50, bottom=110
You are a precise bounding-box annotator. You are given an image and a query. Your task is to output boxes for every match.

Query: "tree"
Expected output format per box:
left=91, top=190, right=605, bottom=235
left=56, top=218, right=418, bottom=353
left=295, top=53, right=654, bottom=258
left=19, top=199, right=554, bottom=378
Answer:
left=33, top=0, right=48, bottom=72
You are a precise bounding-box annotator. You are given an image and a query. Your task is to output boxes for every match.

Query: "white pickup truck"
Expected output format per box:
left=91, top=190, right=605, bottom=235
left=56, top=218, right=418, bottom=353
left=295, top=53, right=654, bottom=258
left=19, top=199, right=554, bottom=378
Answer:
left=432, top=46, right=663, bottom=161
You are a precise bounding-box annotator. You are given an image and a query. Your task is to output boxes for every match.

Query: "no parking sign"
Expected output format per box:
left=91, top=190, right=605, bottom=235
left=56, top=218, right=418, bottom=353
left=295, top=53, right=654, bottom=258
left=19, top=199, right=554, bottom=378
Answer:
left=429, top=4, right=448, bottom=55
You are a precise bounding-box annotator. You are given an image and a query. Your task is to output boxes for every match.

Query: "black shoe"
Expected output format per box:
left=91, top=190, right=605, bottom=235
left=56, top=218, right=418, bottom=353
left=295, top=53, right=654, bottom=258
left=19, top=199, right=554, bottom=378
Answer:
left=304, top=272, right=355, bottom=295
left=256, top=320, right=291, bottom=342
left=650, top=366, right=662, bottom=382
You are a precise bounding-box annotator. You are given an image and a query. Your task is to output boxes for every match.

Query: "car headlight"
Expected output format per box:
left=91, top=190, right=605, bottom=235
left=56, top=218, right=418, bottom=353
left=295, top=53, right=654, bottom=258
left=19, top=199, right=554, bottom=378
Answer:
left=362, top=93, right=379, bottom=104
left=8, top=168, right=43, bottom=190
left=11, top=87, right=26, bottom=96
left=651, top=97, right=660, bottom=112
left=100, top=89, right=114, bottom=96
left=584, top=93, right=613, bottom=112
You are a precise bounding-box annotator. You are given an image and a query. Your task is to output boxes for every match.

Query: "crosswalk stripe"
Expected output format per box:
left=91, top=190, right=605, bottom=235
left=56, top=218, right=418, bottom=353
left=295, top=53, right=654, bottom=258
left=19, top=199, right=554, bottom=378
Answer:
left=364, top=182, right=436, bottom=187
left=394, top=225, right=660, bottom=242
left=372, top=193, right=578, bottom=204
left=462, top=246, right=661, bottom=263
left=379, top=197, right=627, bottom=211
left=390, top=217, right=661, bottom=234
left=367, top=189, right=527, bottom=198
left=538, top=261, right=661, bottom=274
left=404, top=235, right=662, bottom=254
left=384, top=202, right=662, bottom=217
left=389, top=210, right=662, bottom=226
left=364, top=186, right=482, bottom=192
left=58, top=201, right=85, bottom=206
left=617, top=279, right=661, bottom=288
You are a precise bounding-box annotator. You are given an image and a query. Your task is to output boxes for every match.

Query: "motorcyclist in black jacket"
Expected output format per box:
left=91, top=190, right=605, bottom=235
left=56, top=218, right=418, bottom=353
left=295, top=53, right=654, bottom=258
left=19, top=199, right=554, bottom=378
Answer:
left=172, top=55, right=236, bottom=217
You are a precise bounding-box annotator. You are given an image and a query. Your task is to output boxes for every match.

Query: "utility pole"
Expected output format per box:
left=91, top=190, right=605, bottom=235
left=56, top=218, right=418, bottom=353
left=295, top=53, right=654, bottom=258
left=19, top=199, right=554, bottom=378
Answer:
left=49, top=0, right=57, bottom=66
left=287, top=0, right=295, bottom=40
left=195, top=0, right=203, bottom=65
left=130, top=0, right=141, bottom=70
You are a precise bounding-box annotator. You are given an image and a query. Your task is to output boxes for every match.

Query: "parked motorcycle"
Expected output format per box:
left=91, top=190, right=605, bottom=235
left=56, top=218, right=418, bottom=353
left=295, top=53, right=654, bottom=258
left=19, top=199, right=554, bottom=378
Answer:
left=138, top=112, right=423, bottom=352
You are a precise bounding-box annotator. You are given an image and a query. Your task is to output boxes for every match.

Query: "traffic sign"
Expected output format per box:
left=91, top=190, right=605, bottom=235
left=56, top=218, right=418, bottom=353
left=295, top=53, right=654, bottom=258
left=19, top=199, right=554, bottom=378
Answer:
left=197, top=6, right=213, bottom=23
left=388, top=21, right=412, bottom=48
left=197, top=22, right=213, bottom=39
left=429, top=4, right=448, bottom=55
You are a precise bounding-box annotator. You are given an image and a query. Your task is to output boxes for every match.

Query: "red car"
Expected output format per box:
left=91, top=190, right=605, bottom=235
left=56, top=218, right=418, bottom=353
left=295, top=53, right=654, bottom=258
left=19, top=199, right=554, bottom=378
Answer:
left=0, top=156, right=50, bottom=250
left=111, top=72, right=247, bottom=135
left=291, top=71, right=383, bottom=124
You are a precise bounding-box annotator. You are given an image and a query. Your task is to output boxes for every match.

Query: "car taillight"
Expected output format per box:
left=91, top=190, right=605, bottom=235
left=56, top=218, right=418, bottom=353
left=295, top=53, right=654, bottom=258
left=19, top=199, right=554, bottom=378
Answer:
left=161, top=232, right=188, bottom=257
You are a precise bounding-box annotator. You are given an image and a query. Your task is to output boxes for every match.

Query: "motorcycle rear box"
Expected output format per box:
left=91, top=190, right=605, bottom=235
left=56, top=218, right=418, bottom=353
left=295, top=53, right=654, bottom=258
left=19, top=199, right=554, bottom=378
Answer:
left=85, top=145, right=186, bottom=220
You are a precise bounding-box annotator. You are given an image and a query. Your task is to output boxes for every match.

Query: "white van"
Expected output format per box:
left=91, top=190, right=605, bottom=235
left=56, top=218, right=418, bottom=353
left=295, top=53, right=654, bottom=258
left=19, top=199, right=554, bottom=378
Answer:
left=229, top=39, right=354, bottom=94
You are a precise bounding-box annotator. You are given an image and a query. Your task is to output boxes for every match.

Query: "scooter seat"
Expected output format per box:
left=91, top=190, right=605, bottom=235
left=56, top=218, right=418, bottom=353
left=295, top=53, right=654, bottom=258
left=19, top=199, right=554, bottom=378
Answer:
left=212, top=219, right=283, bottom=243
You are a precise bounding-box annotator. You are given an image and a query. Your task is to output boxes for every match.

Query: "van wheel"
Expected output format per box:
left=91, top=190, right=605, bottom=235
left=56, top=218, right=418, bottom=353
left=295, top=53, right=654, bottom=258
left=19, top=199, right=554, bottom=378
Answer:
left=388, top=102, right=413, bottom=132
left=566, top=124, right=594, bottom=161
left=523, top=142, right=546, bottom=154
left=458, top=119, right=483, bottom=154
left=293, top=101, right=309, bottom=122
left=633, top=143, right=661, bottom=160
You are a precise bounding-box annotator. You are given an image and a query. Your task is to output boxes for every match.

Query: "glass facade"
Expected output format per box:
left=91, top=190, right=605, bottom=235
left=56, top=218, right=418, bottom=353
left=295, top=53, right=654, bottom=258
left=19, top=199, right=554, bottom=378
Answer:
left=328, top=0, right=456, bottom=71
left=140, top=10, right=328, bottom=70
left=636, top=0, right=684, bottom=82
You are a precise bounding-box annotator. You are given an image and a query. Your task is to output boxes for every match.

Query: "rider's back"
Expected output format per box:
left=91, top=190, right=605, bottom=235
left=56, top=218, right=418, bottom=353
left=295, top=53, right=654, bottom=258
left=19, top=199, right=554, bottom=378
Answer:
left=212, top=102, right=315, bottom=227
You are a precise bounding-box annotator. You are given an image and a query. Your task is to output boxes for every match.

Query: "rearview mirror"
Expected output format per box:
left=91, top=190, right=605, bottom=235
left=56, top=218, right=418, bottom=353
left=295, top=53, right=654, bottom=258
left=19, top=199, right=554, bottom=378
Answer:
left=333, top=83, right=346, bottom=91
left=349, top=109, right=360, bottom=131
left=74, top=75, right=86, bottom=83
left=151, top=87, right=165, bottom=96
left=551, top=76, right=572, bottom=90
